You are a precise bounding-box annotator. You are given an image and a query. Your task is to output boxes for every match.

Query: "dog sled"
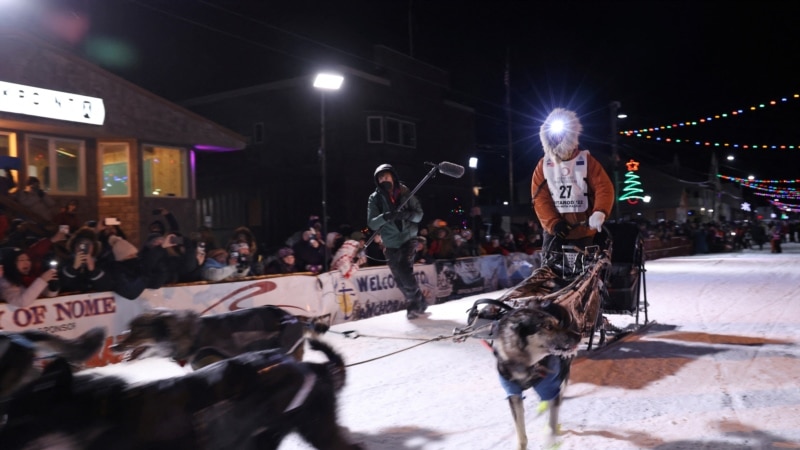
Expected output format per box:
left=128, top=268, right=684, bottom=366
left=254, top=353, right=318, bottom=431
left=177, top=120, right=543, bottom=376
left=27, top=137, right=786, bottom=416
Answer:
left=454, top=222, right=649, bottom=350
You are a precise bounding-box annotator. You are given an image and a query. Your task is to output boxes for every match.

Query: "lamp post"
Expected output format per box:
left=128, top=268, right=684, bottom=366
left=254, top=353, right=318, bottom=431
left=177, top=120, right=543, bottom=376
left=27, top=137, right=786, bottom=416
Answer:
left=469, top=156, right=478, bottom=207
left=610, top=101, right=624, bottom=222
left=313, top=72, right=344, bottom=272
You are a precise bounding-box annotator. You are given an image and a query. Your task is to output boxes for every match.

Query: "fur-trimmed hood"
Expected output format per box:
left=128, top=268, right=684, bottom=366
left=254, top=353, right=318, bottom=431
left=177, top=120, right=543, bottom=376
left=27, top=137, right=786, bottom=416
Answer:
left=540, top=108, right=582, bottom=163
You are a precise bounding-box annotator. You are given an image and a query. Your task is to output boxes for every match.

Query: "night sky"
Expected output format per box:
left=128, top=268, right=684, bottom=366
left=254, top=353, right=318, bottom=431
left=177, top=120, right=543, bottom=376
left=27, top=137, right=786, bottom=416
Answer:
left=11, top=0, right=800, bottom=183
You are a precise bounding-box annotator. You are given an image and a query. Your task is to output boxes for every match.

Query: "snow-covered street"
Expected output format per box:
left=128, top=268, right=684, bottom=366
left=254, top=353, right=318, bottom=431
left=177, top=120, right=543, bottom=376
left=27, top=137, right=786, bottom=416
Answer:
left=280, top=243, right=800, bottom=450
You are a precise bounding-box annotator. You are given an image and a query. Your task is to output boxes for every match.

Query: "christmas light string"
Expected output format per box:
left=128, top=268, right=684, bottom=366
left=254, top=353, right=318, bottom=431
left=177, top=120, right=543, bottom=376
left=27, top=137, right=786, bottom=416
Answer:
left=717, top=174, right=800, bottom=184
left=770, top=199, right=800, bottom=212
left=620, top=93, right=800, bottom=149
left=716, top=174, right=800, bottom=199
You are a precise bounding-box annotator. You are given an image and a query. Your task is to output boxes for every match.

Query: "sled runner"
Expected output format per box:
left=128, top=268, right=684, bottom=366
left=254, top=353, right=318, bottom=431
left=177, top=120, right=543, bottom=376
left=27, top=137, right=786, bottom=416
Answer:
left=456, top=222, right=649, bottom=349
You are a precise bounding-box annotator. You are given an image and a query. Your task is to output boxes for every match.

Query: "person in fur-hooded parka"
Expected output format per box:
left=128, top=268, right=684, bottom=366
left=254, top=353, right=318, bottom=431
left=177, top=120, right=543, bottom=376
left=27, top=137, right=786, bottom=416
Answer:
left=531, top=108, right=614, bottom=250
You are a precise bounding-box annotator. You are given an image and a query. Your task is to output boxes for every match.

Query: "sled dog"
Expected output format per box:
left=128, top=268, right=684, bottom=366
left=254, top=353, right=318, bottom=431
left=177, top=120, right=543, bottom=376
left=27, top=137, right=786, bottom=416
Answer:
left=111, top=305, right=307, bottom=369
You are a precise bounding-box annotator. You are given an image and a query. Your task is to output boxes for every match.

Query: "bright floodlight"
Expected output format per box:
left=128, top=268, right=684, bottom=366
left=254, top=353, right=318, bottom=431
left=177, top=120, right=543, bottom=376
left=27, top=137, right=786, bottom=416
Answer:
left=313, top=73, right=343, bottom=90
left=469, top=157, right=478, bottom=169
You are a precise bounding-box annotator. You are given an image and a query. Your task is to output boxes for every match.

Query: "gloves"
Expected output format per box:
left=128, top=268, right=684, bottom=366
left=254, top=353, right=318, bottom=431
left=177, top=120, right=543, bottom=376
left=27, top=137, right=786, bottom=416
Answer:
left=588, top=211, right=606, bottom=232
left=382, top=211, right=397, bottom=221
left=553, top=221, right=571, bottom=239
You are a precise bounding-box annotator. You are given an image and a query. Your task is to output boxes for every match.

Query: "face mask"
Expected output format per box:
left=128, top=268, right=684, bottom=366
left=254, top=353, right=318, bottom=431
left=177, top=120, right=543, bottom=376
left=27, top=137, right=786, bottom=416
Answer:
left=380, top=181, right=393, bottom=191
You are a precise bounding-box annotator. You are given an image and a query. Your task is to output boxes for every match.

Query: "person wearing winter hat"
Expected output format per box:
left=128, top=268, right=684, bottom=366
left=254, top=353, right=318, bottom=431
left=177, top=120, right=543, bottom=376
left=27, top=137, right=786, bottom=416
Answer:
left=105, top=235, right=150, bottom=300
left=367, top=163, right=427, bottom=319
left=200, top=247, right=245, bottom=282
left=532, top=108, right=614, bottom=252
left=265, top=247, right=299, bottom=275
left=59, top=226, right=114, bottom=294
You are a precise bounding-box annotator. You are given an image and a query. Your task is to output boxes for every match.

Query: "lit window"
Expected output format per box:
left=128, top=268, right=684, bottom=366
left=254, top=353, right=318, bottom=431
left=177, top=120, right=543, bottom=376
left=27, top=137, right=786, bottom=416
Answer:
left=142, top=145, right=188, bottom=197
left=100, top=142, right=130, bottom=197
left=25, top=135, right=85, bottom=194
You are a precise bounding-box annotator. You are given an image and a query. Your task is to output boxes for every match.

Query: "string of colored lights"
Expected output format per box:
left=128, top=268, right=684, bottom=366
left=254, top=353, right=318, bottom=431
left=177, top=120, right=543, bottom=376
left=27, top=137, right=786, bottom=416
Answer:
left=754, top=191, right=800, bottom=200
left=716, top=174, right=800, bottom=200
left=620, top=93, right=800, bottom=149
left=717, top=174, right=800, bottom=184
left=771, top=200, right=800, bottom=212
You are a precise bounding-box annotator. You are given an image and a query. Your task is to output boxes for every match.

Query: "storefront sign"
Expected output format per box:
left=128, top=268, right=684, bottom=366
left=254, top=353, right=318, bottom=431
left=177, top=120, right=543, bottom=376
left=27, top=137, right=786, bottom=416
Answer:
left=0, top=80, right=106, bottom=125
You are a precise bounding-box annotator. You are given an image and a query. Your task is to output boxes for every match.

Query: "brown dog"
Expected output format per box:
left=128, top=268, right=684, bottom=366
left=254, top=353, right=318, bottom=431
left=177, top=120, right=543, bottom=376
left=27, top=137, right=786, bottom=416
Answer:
left=111, top=305, right=306, bottom=369
left=492, top=302, right=582, bottom=450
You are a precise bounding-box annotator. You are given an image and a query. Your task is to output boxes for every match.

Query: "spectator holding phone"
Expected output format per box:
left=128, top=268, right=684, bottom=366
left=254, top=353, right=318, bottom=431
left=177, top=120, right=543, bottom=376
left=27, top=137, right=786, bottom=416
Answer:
left=58, top=227, right=114, bottom=294
left=53, top=199, right=81, bottom=234
left=0, top=247, right=60, bottom=307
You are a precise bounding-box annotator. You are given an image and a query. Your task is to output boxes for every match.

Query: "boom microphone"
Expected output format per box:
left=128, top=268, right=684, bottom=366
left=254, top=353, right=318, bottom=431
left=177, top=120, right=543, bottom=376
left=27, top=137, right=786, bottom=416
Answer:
left=436, top=161, right=465, bottom=178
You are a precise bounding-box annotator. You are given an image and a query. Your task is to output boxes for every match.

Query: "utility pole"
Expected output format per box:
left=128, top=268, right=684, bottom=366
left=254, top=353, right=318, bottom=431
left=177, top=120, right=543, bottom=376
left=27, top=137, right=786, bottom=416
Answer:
left=610, top=101, right=621, bottom=222
left=505, top=50, right=514, bottom=207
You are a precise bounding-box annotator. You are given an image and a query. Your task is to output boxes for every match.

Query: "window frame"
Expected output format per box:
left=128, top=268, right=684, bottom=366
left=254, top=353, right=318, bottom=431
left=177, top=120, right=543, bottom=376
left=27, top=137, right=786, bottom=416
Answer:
left=366, top=116, right=384, bottom=143
left=99, top=141, right=132, bottom=198
left=24, top=134, right=86, bottom=195
left=141, top=143, right=190, bottom=198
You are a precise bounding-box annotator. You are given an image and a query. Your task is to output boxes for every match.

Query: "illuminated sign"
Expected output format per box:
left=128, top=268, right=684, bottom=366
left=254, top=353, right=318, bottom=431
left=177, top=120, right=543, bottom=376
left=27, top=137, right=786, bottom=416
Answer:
left=619, top=159, right=646, bottom=205
left=0, top=81, right=105, bottom=125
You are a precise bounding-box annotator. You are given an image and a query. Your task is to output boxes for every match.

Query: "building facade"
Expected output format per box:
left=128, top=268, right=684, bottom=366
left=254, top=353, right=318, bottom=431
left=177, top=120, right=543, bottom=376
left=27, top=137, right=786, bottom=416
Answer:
left=0, top=31, right=245, bottom=246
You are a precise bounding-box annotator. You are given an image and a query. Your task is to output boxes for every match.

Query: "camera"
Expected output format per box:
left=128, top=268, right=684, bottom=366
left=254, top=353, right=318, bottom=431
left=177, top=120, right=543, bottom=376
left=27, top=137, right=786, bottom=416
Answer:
left=197, top=242, right=206, bottom=253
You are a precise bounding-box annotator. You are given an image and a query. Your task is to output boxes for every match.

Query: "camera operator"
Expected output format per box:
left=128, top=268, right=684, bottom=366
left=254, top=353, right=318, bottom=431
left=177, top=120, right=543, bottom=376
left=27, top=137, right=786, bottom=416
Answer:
left=59, top=227, right=114, bottom=294
left=226, top=242, right=252, bottom=279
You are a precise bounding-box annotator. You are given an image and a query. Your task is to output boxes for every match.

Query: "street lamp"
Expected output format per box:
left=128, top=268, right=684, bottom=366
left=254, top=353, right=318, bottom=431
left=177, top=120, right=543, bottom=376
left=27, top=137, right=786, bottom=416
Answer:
left=469, top=156, right=478, bottom=207
left=610, top=101, right=625, bottom=222
left=313, top=72, right=343, bottom=272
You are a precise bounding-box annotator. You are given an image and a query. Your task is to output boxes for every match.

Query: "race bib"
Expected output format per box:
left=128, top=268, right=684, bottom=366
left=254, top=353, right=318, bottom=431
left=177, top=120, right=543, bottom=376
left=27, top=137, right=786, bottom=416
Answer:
left=542, top=150, right=590, bottom=214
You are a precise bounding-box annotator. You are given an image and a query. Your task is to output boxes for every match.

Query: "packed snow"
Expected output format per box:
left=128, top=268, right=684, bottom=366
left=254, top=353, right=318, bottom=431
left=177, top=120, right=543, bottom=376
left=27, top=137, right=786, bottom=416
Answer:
left=279, top=243, right=800, bottom=450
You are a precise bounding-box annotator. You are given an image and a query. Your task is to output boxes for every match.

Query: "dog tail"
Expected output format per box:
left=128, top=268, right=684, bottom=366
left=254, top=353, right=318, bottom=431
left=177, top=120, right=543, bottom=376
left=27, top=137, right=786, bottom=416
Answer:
left=20, top=327, right=107, bottom=362
left=307, top=338, right=346, bottom=392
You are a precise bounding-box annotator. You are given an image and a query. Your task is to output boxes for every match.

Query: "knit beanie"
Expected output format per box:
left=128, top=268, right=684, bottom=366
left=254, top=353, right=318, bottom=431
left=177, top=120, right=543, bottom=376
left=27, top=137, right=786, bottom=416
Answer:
left=108, top=235, right=138, bottom=261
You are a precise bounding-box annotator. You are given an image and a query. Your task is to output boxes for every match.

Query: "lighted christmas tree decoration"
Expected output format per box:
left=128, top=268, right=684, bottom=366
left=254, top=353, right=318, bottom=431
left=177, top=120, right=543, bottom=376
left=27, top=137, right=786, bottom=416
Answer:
left=619, top=159, right=646, bottom=204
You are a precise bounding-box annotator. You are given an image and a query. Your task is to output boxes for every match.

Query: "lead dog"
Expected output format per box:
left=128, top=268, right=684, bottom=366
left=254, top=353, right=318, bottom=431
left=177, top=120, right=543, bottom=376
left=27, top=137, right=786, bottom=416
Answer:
left=0, top=327, right=106, bottom=399
left=0, top=338, right=362, bottom=450
left=492, top=302, right=582, bottom=450
left=111, top=305, right=307, bottom=369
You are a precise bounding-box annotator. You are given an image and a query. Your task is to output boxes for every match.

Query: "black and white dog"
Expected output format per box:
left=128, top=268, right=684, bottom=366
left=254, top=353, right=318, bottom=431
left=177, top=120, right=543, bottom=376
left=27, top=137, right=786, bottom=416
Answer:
left=0, top=327, right=106, bottom=399
left=111, top=305, right=309, bottom=369
left=0, top=338, right=362, bottom=450
left=492, top=302, right=582, bottom=450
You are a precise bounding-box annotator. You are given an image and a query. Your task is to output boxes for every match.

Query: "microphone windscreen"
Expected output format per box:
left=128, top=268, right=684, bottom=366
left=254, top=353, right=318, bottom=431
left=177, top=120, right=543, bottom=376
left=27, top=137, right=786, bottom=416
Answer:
left=438, top=161, right=465, bottom=178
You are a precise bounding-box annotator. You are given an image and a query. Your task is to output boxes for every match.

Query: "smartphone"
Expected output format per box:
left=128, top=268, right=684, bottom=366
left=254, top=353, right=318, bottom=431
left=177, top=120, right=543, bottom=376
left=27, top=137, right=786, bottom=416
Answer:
left=78, top=242, right=88, bottom=254
left=49, top=260, right=58, bottom=269
left=104, top=217, right=121, bottom=226
left=168, top=235, right=184, bottom=245
left=58, top=224, right=69, bottom=234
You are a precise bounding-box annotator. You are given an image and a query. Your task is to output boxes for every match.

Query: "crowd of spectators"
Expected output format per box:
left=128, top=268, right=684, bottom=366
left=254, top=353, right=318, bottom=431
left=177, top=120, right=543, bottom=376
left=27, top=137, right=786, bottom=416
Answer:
left=1, top=193, right=796, bottom=308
